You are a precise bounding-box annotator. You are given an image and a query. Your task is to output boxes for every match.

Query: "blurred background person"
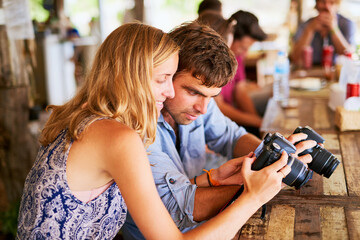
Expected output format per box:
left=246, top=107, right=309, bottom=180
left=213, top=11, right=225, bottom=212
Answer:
left=197, top=0, right=222, bottom=16
left=197, top=11, right=234, bottom=46
left=291, top=0, right=356, bottom=66
left=204, top=10, right=270, bottom=137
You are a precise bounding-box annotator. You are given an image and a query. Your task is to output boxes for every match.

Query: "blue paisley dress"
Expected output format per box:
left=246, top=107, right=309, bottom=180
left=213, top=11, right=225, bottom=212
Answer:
left=17, top=119, right=127, bottom=239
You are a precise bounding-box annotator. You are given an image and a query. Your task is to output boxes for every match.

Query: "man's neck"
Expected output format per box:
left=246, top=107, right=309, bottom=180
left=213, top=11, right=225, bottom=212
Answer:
left=161, top=109, right=178, bottom=134
left=161, top=109, right=181, bottom=151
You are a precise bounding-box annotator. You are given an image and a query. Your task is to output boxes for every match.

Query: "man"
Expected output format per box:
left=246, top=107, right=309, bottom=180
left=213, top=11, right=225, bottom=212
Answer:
left=291, top=0, right=356, bottom=65
left=122, top=22, right=314, bottom=240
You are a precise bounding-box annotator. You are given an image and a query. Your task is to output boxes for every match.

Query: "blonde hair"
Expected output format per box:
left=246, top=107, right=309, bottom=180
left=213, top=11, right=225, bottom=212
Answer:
left=40, top=22, right=179, bottom=148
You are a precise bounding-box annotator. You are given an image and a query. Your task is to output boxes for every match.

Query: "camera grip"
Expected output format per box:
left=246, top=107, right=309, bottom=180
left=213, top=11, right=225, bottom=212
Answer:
left=252, top=148, right=272, bottom=170
left=294, top=126, right=325, bottom=143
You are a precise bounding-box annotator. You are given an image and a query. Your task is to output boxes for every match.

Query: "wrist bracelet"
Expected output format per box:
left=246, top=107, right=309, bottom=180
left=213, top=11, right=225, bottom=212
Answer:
left=330, top=27, right=339, bottom=34
left=194, top=176, right=197, bottom=185
left=203, top=169, right=220, bottom=186
left=206, top=170, right=212, bottom=186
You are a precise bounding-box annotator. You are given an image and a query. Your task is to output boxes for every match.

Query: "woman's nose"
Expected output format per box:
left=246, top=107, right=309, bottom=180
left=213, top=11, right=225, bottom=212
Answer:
left=164, top=80, right=175, bottom=99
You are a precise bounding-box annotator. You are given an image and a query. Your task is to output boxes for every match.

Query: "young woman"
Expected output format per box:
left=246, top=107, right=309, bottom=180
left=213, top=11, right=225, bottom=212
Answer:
left=17, top=22, right=290, bottom=239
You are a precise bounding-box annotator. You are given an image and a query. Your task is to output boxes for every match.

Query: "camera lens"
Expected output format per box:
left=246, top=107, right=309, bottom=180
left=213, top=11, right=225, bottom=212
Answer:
left=283, top=156, right=313, bottom=189
left=308, top=146, right=340, bottom=178
left=293, top=126, right=340, bottom=179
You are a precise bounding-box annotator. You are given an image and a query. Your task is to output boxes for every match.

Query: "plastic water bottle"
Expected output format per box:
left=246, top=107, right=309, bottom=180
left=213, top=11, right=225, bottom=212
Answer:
left=273, top=51, right=290, bottom=104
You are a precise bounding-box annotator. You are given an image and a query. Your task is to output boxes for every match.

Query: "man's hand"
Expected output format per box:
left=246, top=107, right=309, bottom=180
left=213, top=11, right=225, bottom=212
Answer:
left=318, top=10, right=338, bottom=31
left=287, top=133, right=317, bottom=165
left=211, top=153, right=255, bottom=186
left=307, top=7, right=338, bottom=37
left=309, top=16, right=327, bottom=33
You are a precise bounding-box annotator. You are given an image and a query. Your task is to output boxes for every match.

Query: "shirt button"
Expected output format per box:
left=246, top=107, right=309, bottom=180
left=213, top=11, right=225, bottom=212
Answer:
left=169, top=178, right=176, bottom=184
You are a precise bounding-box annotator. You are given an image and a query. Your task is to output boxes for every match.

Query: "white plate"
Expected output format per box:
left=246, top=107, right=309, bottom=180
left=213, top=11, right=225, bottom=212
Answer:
left=289, top=77, right=325, bottom=91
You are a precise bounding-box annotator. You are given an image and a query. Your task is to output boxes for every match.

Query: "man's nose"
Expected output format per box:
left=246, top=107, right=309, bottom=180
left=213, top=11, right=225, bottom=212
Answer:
left=194, top=98, right=209, bottom=114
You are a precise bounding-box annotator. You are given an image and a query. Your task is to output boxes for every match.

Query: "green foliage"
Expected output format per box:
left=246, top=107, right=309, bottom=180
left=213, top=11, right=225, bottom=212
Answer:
left=356, top=44, right=360, bottom=58
left=0, top=200, right=20, bottom=238
left=163, top=0, right=203, bottom=15
left=30, top=0, right=49, bottom=22
left=66, top=0, right=100, bottom=36
left=67, top=0, right=99, bottom=17
left=117, top=12, right=124, bottom=23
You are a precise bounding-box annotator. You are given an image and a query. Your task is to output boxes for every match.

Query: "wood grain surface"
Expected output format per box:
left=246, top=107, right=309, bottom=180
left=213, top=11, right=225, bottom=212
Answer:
left=241, top=88, right=360, bottom=239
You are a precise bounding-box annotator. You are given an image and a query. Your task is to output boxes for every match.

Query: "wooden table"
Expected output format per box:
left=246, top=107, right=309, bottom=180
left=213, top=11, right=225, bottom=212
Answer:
left=232, top=87, right=360, bottom=239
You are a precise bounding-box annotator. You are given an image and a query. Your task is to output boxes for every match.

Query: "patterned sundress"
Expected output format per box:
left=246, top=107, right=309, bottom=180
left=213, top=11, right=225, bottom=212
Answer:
left=17, top=118, right=127, bottom=239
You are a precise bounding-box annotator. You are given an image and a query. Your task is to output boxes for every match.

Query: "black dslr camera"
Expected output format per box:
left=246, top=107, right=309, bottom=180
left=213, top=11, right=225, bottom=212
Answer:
left=252, top=132, right=313, bottom=189
left=293, top=126, right=340, bottom=178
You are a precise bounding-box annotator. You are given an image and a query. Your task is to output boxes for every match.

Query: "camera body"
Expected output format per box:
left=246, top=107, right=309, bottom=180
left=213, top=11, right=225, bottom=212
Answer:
left=252, top=132, right=313, bottom=189
left=293, top=126, right=340, bottom=178
left=252, top=132, right=295, bottom=169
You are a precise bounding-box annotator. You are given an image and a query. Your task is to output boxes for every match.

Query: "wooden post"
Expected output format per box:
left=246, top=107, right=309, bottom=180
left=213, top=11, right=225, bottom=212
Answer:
left=0, top=0, right=38, bottom=207
left=134, top=0, right=144, bottom=22
left=297, top=0, right=303, bottom=25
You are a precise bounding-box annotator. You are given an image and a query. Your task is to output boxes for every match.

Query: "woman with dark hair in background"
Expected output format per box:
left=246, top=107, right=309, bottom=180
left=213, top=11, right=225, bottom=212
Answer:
left=198, top=10, right=271, bottom=137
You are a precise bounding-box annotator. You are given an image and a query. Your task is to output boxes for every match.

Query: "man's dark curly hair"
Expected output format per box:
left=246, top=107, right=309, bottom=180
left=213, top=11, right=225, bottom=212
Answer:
left=169, top=21, right=237, bottom=88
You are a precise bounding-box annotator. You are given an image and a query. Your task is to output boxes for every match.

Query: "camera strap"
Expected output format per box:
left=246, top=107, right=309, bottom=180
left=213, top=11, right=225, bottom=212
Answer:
left=260, top=204, right=267, bottom=219
left=218, top=185, right=244, bottom=212
left=218, top=185, right=267, bottom=220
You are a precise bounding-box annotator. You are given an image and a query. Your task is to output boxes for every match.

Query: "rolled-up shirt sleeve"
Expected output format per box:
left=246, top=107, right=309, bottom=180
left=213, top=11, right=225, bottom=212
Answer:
left=149, top=151, right=198, bottom=230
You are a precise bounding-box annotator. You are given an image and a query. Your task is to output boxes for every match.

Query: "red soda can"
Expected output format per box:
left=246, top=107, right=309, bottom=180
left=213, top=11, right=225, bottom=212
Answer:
left=344, top=51, right=352, bottom=59
left=346, top=83, right=360, bottom=99
left=302, top=46, right=313, bottom=69
left=322, top=45, right=334, bottom=67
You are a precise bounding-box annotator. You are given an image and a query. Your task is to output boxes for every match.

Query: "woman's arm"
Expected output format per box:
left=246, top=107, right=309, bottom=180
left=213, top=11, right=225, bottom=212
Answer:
left=184, top=152, right=290, bottom=239
left=98, top=120, right=287, bottom=240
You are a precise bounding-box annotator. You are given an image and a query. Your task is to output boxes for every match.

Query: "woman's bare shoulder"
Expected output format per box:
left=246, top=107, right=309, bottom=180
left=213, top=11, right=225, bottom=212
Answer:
left=87, top=119, right=142, bottom=147
left=85, top=119, right=147, bottom=174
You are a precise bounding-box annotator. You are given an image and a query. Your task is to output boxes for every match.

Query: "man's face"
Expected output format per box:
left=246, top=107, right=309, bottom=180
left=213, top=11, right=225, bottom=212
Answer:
left=315, top=0, right=338, bottom=15
left=230, top=36, right=256, bottom=57
left=163, top=71, right=221, bottom=125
